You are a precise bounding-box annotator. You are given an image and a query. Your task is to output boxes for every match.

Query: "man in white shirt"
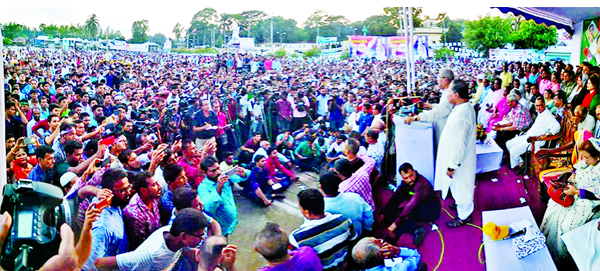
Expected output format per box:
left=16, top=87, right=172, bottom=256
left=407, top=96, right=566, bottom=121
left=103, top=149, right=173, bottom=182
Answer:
left=94, top=208, right=207, bottom=271
left=505, top=97, right=561, bottom=169
left=573, top=105, right=596, bottom=133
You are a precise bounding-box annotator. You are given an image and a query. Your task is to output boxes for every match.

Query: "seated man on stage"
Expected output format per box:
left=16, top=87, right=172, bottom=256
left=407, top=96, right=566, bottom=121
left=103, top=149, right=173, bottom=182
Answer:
left=380, top=163, right=440, bottom=247
left=505, top=97, right=561, bottom=169
left=492, top=91, right=532, bottom=153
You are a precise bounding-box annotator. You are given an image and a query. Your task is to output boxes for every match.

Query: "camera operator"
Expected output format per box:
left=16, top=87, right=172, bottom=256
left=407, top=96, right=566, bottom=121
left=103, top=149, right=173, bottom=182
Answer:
left=159, top=100, right=184, bottom=144
left=288, top=88, right=311, bottom=132
left=0, top=202, right=103, bottom=270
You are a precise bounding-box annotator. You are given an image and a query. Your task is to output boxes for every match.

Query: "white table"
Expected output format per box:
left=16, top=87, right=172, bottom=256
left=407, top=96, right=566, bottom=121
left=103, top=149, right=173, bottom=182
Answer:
left=476, top=140, right=503, bottom=174
left=482, top=206, right=557, bottom=271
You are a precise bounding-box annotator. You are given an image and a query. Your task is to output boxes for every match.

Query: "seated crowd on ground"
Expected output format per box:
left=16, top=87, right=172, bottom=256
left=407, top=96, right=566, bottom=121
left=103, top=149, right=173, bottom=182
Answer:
left=3, top=46, right=600, bottom=270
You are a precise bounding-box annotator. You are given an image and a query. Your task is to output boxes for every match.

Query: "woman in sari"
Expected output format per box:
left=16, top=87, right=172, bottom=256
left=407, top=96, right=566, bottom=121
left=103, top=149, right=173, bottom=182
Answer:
left=486, top=87, right=510, bottom=133
left=479, top=78, right=505, bottom=129
left=567, top=74, right=584, bottom=105
left=540, top=138, right=600, bottom=263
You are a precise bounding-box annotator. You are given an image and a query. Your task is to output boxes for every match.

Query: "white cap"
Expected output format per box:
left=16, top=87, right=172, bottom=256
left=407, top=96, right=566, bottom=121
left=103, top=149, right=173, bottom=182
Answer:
left=60, top=172, right=78, bottom=187
left=476, top=74, right=485, bottom=80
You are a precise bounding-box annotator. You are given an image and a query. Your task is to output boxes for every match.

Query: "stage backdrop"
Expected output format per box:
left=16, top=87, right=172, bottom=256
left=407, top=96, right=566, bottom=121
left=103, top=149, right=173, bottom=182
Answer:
left=581, top=17, right=600, bottom=65
left=348, top=35, right=429, bottom=60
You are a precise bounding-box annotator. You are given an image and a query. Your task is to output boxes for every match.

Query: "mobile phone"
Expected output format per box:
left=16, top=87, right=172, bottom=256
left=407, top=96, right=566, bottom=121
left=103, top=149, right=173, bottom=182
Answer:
left=149, top=134, right=158, bottom=142
left=99, top=136, right=115, bottom=146
left=101, top=157, right=111, bottom=168
left=23, top=136, right=37, bottom=145
left=95, top=196, right=112, bottom=210
left=224, top=166, right=238, bottom=177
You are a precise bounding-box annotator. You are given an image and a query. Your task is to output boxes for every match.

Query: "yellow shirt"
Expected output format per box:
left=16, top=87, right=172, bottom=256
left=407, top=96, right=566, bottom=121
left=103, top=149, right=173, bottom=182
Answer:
left=500, top=72, right=513, bottom=89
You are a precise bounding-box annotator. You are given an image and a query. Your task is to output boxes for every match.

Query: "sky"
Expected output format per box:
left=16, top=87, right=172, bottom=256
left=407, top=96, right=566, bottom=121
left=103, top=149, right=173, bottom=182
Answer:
left=0, top=1, right=571, bottom=40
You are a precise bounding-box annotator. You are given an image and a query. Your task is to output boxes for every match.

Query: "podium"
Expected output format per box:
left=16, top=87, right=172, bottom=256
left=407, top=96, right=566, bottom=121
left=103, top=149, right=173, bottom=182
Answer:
left=393, top=116, right=435, bottom=187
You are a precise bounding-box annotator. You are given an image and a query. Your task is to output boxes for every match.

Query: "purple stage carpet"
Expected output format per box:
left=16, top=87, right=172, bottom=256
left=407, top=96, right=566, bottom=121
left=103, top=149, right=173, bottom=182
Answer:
left=373, top=165, right=549, bottom=271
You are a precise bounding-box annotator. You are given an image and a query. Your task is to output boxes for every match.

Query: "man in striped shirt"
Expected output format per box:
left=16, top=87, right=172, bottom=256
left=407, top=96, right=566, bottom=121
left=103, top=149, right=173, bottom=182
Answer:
left=289, top=189, right=357, bottom=271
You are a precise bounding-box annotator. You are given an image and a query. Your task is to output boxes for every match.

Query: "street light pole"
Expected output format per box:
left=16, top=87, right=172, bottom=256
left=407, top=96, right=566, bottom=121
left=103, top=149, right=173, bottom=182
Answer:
left=270, top=15, right=274, bottom=52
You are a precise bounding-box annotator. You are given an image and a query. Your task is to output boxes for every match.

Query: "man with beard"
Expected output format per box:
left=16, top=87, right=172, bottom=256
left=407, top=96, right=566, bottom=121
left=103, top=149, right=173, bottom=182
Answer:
left=123, top=172, right=163, bottom=250
left=83, top=168, right=133, bottom=270
left=56, top=140, right=105, bottom=176
left=198, top=156, right=242, bottom=237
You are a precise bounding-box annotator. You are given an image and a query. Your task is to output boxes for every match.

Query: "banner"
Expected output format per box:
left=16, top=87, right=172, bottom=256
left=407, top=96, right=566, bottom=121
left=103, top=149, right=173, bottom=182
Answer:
left=349, top=35, right=429, bottom=60
left=239, top=38, right=255, bottom=50
left=317, top=36, right=338, bottom=44
left=488, top=49, right=545, bottom=62
left=386, top=36, right=407, bottom=59
left=582, top=17, right=600, bottom=65
left=414, top=35, right=429, bottom=59
left=110, top=40, right=127, bottom=50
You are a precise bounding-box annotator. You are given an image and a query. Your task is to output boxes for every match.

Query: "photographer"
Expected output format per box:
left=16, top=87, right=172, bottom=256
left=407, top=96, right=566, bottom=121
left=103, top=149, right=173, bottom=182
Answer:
left=160, top=100, right=184, bottom=144
left=288, top=89, right=311, bottom=132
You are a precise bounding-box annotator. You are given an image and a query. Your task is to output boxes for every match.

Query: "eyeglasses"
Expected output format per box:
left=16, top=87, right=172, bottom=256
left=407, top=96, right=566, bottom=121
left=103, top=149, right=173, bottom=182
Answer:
left=116, top=186, right=132, bottom=195
left=187, top=231, right=205, bottom=239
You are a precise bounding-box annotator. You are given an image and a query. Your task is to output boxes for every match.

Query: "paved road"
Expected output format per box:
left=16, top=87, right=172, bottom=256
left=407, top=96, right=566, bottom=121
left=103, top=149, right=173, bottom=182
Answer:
left=228, top=170, right=320, bottom=270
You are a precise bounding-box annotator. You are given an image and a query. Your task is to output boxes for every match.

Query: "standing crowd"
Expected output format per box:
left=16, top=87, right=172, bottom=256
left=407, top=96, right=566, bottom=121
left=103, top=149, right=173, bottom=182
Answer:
left=3, top=45, right=599, bottom=270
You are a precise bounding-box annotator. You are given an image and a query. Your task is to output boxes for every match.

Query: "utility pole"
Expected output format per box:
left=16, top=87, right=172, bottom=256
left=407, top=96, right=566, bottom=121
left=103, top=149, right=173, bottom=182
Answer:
left=270, top=15, right=274, bottom=52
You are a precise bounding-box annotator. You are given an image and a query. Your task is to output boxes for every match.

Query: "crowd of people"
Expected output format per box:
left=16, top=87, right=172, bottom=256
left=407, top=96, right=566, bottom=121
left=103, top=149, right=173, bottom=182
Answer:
left=2, top=44, right=600, bottom=271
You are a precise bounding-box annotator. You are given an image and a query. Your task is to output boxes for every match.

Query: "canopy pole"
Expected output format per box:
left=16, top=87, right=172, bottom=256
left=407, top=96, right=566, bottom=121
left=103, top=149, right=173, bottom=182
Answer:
left=408, top=7, right=416, bottom=91
left=0, top=24, right=6, bottom=202
left=402, top=7, right=411, bottom=93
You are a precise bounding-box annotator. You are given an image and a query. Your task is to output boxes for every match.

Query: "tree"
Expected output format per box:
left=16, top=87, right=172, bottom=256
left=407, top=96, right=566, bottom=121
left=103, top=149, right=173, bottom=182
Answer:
left=131, top=20, right=149, bottom=43
left=304, top=10, right=350, bottom=41
left=85, top=14, right=100, bottom=40
left=439, top=18, right=464, bottom=43
left=303, top=47, right=322, bottom=58
left=173, top=23, right=184, bottom=40
left=510, top=20, right=557, bottom=50
left=191, top=7, right=219, bottom=26
left=358, top=15, right=397, bottom=36
left=383, top=7, right=423, bottom=28
left=463, top=15, right=513, bottom=56
left=434, top=47, right=455, bottom=59
left=239, top=10, right=267, bottom=37
left=2, top=22, right=31, bottom=39
left=149, top=33, right=167, bottom=45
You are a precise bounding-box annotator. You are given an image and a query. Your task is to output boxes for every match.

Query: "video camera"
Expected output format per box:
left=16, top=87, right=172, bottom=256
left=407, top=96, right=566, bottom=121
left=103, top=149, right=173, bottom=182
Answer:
left=0, top=180, right=71, bottom=271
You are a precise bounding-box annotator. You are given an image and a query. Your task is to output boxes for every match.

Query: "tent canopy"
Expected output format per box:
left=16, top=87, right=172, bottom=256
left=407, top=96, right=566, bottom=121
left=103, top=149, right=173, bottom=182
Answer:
left=494, top=7, right=600, bottom=32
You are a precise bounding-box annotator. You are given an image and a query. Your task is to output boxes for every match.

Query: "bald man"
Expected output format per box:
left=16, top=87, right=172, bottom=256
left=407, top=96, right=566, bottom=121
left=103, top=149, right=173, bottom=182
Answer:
left=404, top=68, right=454, bottom=150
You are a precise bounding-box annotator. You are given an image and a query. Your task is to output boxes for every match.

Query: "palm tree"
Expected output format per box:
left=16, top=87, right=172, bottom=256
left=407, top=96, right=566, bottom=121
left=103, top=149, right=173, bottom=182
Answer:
left=85, top=14, right=100, bottom=40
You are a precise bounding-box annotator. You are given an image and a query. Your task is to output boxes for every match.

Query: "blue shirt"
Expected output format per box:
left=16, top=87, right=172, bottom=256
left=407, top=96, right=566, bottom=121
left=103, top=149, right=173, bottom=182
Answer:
left=27, top=165, right=54, bottom=184
left=83, top=203, right=129, bottom=270
left=197, top=176, right=239, bottom=236
left=358, top=113, right=374, bottom=134
left=52, top=139, right=67, bottom=165
left=324, top=192, right=374, bottom=237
